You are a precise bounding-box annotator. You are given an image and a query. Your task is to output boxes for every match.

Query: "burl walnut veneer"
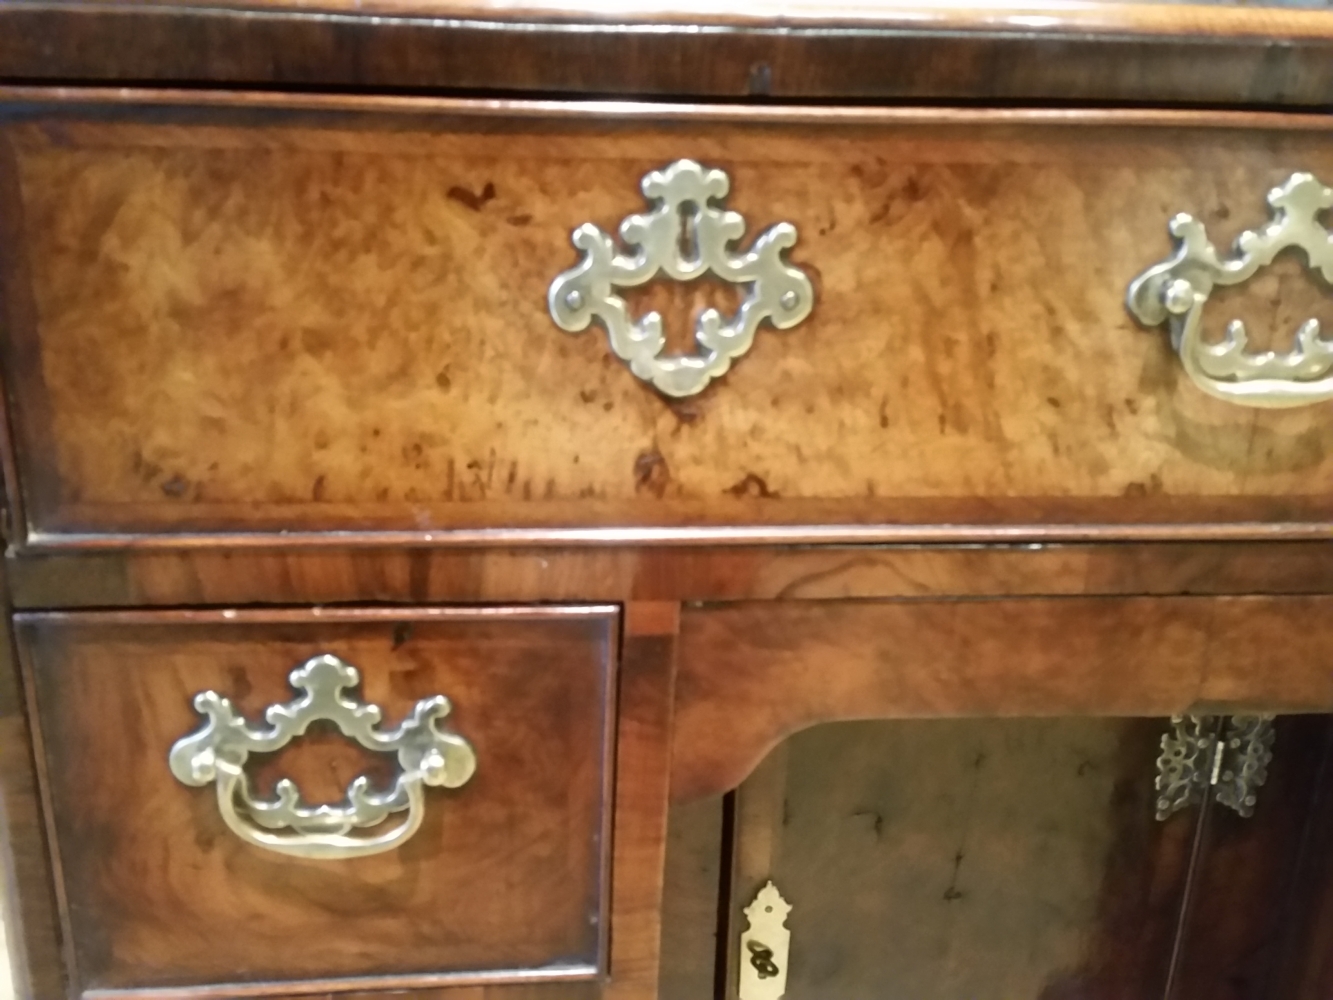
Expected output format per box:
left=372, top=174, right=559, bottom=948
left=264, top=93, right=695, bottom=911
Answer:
left=4, top=4, right=1333, bottom=1000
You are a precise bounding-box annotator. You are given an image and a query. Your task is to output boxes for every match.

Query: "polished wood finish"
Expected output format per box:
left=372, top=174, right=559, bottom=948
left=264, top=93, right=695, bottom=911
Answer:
left=16, top=541, right=1333, bottom=610
left=5, top=2, right=1333, bottom=107
left=725, top=718, right=1193, bottom=1000
left=671, top=597, right=1333, bottom=802
left=15, top=607, right=618, bottom=999
left=8, top=95, right=1333, bottom=546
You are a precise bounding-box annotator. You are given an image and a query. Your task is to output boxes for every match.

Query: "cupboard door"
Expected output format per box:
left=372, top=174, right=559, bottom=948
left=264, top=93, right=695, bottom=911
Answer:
left=715, top=715, right=1333, bottom=1000
left=723, top=718, right=1193, bottom=1000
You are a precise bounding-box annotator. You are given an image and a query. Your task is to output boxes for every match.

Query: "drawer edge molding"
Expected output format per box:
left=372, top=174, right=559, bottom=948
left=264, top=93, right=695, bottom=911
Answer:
left=19, top=519, right=1333, bottom=552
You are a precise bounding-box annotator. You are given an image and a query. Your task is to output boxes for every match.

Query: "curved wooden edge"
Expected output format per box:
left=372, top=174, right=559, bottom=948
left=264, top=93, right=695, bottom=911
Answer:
left=668, top=596, right=1333, bottom=802
left=21, top=0, right=1333, bottom=39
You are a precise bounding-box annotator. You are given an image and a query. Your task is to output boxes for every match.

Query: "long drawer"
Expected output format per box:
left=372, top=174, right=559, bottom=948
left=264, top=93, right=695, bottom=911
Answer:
left=5, top=92, right=1333, bottom=545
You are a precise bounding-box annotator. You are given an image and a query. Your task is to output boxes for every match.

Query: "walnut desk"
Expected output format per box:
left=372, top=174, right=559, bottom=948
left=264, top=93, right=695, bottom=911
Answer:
left=2, top=4, right=1333, bottom=998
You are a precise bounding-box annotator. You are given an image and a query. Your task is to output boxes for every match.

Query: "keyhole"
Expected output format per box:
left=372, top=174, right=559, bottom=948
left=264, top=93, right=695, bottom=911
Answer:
left=747, top=940, right=780, bottom=979
left=677, top=201, right=698, bottom=263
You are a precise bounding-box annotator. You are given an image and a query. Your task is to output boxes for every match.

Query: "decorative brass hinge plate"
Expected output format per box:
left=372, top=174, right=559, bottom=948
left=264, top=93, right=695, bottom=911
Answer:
left=739, top=881, right=792, bottom=1000
left=1155, top=715, right=1275, bottom=821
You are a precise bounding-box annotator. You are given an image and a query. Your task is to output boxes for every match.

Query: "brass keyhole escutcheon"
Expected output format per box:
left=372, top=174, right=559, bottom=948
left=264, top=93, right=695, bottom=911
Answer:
left=739, top=881, right=791, bottom=1000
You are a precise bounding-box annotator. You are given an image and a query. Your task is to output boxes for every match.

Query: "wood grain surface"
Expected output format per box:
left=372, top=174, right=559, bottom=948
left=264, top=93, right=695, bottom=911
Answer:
left=8, top=96, right=1333, bottom=544
left=671, top=596, right=1333, bottom=801
left=15, top=608, right=618, bottom=998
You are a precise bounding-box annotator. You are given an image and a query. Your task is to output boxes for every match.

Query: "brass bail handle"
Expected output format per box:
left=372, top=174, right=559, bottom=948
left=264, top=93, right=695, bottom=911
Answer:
left=1127, top=172, right=1333, bottom=408
left=168, top=654, right=477, bottom=860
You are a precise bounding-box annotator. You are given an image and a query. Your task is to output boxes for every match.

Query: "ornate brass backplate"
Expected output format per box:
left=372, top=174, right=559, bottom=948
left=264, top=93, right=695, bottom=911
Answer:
left=169, top=654, right=476, bottom=859
left=1128, top=173, right=1333, bottom=408
left=548, top=159, right=814, bottom=397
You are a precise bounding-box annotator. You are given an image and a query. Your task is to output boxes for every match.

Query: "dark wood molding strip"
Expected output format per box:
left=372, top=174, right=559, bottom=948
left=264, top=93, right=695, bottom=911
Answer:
left=3, top=3, right=1333, bottom=106
left=11, top=88, right=1333, bottom=128
left=15, top=541, right=1333, bottom=610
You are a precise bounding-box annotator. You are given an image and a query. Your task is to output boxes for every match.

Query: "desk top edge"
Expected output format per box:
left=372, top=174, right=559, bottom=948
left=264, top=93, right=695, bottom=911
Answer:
left=5, top=0, right=1333, bottom=106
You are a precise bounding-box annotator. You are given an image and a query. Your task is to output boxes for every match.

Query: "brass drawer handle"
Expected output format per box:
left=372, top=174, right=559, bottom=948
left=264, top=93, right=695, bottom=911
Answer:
left=168, top=654, right=476, bottom=860
left=1128, top=172, right=1333, bottom=408
left=548, top=159, right=814, bottom=398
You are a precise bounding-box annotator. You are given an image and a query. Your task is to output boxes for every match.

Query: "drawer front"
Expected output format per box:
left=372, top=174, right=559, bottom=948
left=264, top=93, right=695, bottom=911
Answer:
left=6, top=94, right=1333, bottom=544
left=15, top=607, right=617, bottom=998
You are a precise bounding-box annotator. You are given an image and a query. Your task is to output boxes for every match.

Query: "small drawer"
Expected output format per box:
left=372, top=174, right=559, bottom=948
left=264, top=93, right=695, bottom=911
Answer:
left=15, top=606, right=618, bottom=999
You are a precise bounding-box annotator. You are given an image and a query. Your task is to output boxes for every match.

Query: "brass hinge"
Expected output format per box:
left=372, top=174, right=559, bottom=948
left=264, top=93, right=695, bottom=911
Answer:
left=1155, top=715, right=1275, bottom=821
left=739, top=881, right=792, bottom=1000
